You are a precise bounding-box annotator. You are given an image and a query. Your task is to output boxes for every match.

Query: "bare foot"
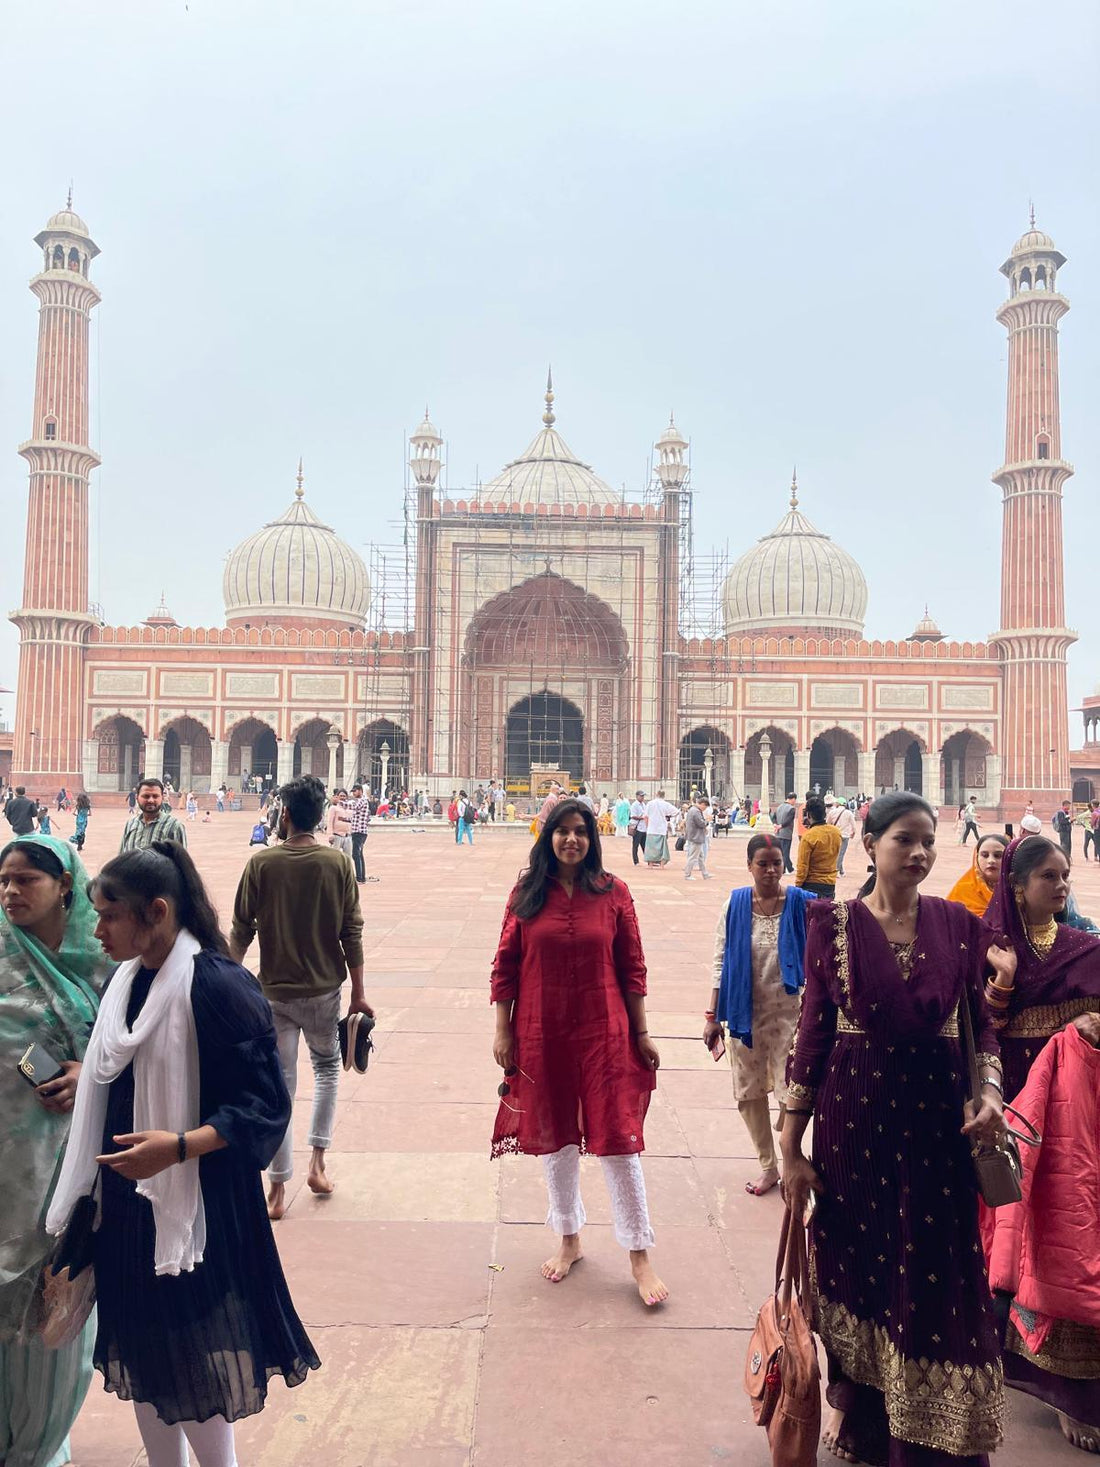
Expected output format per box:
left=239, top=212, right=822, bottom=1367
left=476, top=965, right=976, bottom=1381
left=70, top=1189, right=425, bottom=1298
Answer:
left=267, top=1181, right=286, bottom=1221
left=630, top=1249, right=669, bottom=1307
left=822, top=1407, right=862, bottom=1463
left=541, top=1234, right=583, bottom=1282
left=746, top=1167, right=780, bottom=1197
left=307, top=1167, right=335, bottom=1197
left=1059, top=1412, right=1100, bottom=1454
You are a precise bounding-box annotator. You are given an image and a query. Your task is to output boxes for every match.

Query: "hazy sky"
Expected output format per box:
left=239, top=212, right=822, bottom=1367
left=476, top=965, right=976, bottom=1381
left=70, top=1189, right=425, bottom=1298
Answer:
left=2, top=0, right=1097, bottom=729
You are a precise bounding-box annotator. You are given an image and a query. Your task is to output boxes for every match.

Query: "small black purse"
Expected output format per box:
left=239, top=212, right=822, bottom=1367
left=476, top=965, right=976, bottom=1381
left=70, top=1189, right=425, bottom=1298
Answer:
left=39, top=1178, right=99, bottom=1349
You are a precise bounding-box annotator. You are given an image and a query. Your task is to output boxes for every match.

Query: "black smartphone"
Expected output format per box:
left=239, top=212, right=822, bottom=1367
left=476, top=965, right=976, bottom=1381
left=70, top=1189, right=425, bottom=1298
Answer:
left=1005, top=823, right=1014, bottom=839
left=17, top=1042, right=65, bottom=1089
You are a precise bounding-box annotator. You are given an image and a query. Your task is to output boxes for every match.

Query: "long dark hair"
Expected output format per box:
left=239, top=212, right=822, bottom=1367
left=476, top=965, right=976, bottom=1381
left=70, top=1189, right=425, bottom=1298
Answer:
left=509, top=798, right=613, bottom=920
left=857, top=791, right=937, bottom=898
left=1008, top=833, right=1070, bottom=923
left=91, top=841, right=228, bottom=954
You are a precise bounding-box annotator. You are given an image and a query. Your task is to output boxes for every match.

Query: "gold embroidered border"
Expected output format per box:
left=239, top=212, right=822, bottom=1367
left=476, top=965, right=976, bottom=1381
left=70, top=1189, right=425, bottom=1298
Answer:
left=836, top=1008, right=961, bottom=1038
left=834, top=899, right=853, bottom=1010
left=1004, top=998, right=1100, bottom=1038
left=787, top=1080, right=816, bottom=1104
left=976, top=1051, right=1003, bottom=1077
left=814, top=1293, right=1004, bottom=1456
left=1007, top=1317, right=1100, bottom=1379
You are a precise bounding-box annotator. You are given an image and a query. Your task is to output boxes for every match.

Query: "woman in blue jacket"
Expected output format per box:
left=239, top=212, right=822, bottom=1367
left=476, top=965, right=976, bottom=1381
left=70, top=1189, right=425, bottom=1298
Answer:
left=703, top=833, right=812, bottom=1196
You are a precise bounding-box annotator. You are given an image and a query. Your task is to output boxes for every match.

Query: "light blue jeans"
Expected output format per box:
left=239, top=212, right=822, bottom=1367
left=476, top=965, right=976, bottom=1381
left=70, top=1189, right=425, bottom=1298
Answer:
left=456, top=820, right=474, bottom=844
left=267, top=988, right=342, bottom=1183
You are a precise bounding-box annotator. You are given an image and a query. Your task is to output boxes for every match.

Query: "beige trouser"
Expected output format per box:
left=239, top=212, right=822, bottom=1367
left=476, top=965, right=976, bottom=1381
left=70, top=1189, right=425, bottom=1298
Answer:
left=728, top=988, right=800, bottom=1172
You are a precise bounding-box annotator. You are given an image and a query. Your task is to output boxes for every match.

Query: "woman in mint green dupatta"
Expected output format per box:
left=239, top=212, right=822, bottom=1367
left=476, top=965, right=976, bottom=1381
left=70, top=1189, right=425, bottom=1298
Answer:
left=0, top=834, right=110, bottom=1467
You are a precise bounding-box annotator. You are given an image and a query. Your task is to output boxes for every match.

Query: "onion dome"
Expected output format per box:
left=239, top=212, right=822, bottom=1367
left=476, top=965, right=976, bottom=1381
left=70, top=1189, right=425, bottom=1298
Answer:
left=1000, top=210, right=1065, bottom=277
left=907, top=606, right=944, bottom=643
left=45, top=208, right=91, bottom=235
left=479, top=372, right=621, bottom=509
left=722, top=474, right=868, bottom=638
left=223, top=461, right=370, bottom=629
left=35, top=196, right=100, bottom=259
left=144, top=593, right=178, bottom=629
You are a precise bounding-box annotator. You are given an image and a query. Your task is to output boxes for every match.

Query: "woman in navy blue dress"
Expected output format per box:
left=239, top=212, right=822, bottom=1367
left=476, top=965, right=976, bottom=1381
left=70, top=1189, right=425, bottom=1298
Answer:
left=48, top=842, right=318, bottom=1467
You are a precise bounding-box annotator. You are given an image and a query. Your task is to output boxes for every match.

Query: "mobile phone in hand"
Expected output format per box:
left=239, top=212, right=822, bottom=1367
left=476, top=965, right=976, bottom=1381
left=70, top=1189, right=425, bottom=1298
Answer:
left=708, top=1031, right=726, bottom=1062
left=18, top=1042, right=64, bottom=1089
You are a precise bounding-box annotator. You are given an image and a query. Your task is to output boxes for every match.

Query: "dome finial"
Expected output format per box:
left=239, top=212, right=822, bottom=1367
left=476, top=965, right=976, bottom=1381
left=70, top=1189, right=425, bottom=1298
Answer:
left=543, top=366, right=555, bottom=426
left=296, top=457, right=305, bottom=498
left=790, top=466, right=799, bottom=508
left=66, top=180, right=73, bottom=211
left=1029, top=198, right=1036, bottom=230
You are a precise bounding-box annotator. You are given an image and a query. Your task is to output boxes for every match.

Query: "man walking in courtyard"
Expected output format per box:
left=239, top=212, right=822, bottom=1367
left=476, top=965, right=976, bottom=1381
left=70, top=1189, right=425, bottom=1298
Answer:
left=119, top=776, right=188, bottom=852
left=348, top=781, right=371, bottom=882
left=3, top=785, right=37, bottom=837
left=774, top=790, right=797, bottom=873
left=643, top=789, right=679, bottom=867
left=1052, top=798, right=1074, bottom=859
left=961, top=795, right=980, bottom=845
left=825, top=794, right=857, bottom=877
left=683, top=794, right=712, bottom=880
left=231, top=774, right=371, bottom=1220
left=535, top=780, right=563, bottom=833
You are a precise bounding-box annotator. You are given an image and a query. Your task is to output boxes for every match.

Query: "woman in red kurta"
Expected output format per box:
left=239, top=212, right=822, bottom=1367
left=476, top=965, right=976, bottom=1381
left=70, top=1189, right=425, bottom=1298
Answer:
left=491, top=799, right=667, bottom=1306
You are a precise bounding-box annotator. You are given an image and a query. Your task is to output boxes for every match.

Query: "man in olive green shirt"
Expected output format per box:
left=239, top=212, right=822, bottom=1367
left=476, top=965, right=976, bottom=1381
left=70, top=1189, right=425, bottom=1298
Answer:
left=118, top=777, right=188, bottom=853
left=230, top=774, right=371, bottom=1219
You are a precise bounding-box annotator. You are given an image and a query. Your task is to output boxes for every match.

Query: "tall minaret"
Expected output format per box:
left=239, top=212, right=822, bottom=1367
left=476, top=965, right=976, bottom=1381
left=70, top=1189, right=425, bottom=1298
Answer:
left=10, top=202, right=101, bottom=789
left=990, top=216, right=1076, bottom=813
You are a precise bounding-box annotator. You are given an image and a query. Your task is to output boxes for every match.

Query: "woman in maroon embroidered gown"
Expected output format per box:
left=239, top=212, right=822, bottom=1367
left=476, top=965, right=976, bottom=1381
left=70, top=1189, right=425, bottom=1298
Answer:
left=782, top=792, right=1011, bottom=1466
left=490, top=799, right=667, bottom=1306
left=980, top=834, right=1100, bottom=1453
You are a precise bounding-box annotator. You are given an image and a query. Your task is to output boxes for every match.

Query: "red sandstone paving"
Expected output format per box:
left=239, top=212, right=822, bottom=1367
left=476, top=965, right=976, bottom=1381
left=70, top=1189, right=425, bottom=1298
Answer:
left=66, top=810, right=1094, bottom=1464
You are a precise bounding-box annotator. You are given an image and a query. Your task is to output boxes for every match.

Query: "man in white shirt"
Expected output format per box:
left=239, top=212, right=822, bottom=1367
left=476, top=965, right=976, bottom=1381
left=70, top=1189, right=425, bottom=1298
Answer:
left=629, top=791, right=647, bottom=866
left=643, top=790, right=680, bottom=867
left=825, top=796, right=858, bottom=877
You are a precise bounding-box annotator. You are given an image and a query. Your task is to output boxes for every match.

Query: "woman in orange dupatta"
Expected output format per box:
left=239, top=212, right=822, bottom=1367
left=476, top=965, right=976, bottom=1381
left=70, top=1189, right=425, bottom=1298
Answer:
left=947, top=833, right=1008, bottom=918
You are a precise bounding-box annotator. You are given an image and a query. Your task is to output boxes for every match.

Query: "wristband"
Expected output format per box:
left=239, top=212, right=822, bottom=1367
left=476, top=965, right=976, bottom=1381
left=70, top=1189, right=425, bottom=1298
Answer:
left=177, top=1132, right=188, bottom=1165
left=634, top=1030, right=649, bottom=1037
left=981, top=1076, right=1004, bottom=1096
left=704, top=1010, right=717, bottom=1021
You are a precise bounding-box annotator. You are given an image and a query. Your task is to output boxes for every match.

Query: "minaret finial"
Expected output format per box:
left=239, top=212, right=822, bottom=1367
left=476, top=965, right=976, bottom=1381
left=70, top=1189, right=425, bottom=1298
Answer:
left=790, top=466, right=799, bottom=508
left=543, top=366, right=555, bottom=426
left=1029, top=198, right=1036, bottom=229
left=66, top=181, right=73, bottom=211
left=296, top=457, right=304, bottom=498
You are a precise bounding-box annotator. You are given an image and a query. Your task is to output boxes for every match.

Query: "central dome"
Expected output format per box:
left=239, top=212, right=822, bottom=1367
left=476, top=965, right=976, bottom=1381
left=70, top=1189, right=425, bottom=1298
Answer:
left=722, top=480, right=867, bottom=638
left=223, top=467, right=369, bottom=629
left=479, top=377, right=621, bottom=509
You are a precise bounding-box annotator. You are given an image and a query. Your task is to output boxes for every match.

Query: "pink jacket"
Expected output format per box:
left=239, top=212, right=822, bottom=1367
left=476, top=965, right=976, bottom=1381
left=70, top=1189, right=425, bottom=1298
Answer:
left=988, top=1023, right=1100, bottom=1327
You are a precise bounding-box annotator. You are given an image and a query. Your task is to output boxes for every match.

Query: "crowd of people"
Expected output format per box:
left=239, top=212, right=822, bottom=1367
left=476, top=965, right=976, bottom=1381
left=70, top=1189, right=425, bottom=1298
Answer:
left=1, top=770, right=1098, bottom=1465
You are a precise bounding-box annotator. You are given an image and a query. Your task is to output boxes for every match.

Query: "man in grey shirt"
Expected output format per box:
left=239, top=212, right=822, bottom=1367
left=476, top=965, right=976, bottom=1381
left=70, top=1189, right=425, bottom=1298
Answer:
left=683, top=795, right=713, bottom=880
left=118, top=777, right=188, bottom=852
left=774, top=791, right=797, bottom=873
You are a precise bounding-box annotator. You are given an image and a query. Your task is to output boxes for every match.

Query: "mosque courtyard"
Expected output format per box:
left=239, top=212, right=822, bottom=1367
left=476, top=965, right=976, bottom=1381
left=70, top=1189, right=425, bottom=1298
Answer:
left=59, top=807, right=1096, bottom=1466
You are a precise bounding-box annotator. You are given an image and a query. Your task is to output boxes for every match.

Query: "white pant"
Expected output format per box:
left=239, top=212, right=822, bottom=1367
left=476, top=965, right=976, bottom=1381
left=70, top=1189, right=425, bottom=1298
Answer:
left=133, top=1401, right=238, bottom=1466
left=684, top=838, right=709, bottom=876
left=540, top=1144, right=655, bottom=1251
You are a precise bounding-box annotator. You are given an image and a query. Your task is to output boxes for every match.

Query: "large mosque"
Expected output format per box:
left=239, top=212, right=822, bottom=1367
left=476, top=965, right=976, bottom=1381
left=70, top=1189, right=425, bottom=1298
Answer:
left=8, top=206, right=1079, bottom=815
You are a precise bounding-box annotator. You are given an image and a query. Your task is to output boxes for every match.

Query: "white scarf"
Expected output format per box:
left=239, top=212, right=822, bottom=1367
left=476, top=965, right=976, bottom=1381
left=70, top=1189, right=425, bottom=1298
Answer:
left=47, top=929, right=207, bottom=1277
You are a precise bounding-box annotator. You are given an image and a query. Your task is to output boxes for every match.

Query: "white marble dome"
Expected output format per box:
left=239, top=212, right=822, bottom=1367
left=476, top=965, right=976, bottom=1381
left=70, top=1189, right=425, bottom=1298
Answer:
left=223, top=472, right=369, bottom=628
left=45, top=208, right=91, bottom=236
left=722, top=483, right=867, bottom=638
left=479, top=380, right=621, bottom=509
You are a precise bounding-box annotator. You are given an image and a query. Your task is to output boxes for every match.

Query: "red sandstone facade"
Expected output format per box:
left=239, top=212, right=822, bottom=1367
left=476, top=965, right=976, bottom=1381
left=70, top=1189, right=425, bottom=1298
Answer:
left=7, top=208, right=1084, bottom=817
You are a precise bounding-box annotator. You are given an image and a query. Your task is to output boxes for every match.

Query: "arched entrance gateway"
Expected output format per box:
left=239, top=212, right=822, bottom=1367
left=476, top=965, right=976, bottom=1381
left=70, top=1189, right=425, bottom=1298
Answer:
left=745, top=728, right=795, bottom=805
left=357, top=720, right=410, bottom=795
left=463, top=573, right=629, bottom=794
left=678, top=727, right=733, bottom=801
left=941, top=730, right=992, bottom=808
left=875, top=729, right=925, bottom=795
left=161, top=716, right=212, bottom=793
left=227, top=719, right=277, bottom=783
left=92, top=715, right=145, bottom=793
left=809, top=728, right=860, bottom=798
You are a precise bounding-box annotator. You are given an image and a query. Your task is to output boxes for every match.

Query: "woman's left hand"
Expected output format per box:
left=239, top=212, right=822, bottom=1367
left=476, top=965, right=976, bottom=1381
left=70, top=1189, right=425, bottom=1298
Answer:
left=636, top=1035, right=660, bottom=1071
left=96, top=1131, right=180, bottom=1181
left=986, top=943, right=1018, bottom=987
left=35, top=1059, right=81, bottom=1114
left=961, top=1094, right=1005, bottom=1148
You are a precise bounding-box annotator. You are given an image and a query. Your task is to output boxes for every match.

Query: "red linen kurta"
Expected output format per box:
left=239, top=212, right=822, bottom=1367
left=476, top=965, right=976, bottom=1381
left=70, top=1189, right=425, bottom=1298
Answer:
left=490, top=876, right=655, bottom=1158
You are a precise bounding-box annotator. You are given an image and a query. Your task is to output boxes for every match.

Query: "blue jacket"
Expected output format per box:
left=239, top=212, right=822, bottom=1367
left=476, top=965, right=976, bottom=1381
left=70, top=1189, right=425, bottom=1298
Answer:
left=716, top=885, right=812, bottom=1048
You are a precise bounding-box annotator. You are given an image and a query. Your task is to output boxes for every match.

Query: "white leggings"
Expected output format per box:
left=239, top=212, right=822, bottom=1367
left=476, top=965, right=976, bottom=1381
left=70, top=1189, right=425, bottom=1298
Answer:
left=540, top=1144, right=655, bottom=1251
left=133, top=1400, right=238, bottom=1467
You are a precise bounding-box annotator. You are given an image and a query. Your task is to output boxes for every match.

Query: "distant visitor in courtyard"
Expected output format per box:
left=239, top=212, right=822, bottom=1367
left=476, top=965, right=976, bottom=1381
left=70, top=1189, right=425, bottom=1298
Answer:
left=490, top=799, right=667, bottom=1307
left=794, top=795, right=840, bottom=899
left=703, top=833, right=812, bottom=1196
left=642, top=790, right=679, bottom=867
left=49, top=841, right=319, bottom=1467
left=230, top=776, right=371, bottom=1220
left=119, top=779, right=188, bottom=854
